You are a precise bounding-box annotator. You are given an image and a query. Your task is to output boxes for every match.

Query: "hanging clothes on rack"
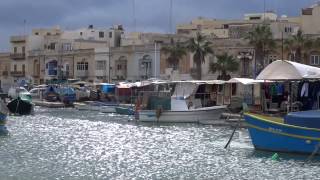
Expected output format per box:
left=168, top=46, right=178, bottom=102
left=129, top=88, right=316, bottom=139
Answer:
left=300, top=82, right=309, bottom=97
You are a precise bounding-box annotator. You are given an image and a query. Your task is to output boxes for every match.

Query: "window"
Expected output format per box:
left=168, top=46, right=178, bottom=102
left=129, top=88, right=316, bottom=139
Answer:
left=47, top=32, right=51, bottom=36
left=62, top=43, right=72, bottom=51
left=284, top=27, right=292, bottom=33
left=99, top=31, right=104, bottom=38
left=35, top=32, right=39, bottom=35
left=49, top=43, right=55, bottom=50
left=22, top=64, right=25, bottom=72
left=14, top=47, right=17, bottom=53
left=22, top=46, right=25, bottom=54
left=77, top=62, right=89, bottom=71
left=80, top=32, right=83, bottom=36
left=96, top=60, right=106, bottom=70
left=310, top=55, right=320, bottom=65
left=14, top=64, right=17, bottom=71
left=109, top=32, right=112, bottom=38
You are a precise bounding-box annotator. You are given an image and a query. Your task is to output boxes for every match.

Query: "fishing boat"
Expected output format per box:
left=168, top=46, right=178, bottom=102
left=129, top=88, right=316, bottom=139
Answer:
left=137, top=80, right=227, bottom=123
left=75, top=101, right=117, bottom=113
left=243, top=60, right=320, bottom=154
left=115, top=105, right=134, bottom=115
left=0, top=100, right=8, bottom=135
left=7, top=91, right=34, bottom=115
left=244, top=111, right=320, bottom=154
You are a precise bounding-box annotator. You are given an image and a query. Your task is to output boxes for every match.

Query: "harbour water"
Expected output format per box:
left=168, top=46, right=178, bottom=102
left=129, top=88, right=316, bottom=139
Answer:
left=0, top=107, right=319, bottom=179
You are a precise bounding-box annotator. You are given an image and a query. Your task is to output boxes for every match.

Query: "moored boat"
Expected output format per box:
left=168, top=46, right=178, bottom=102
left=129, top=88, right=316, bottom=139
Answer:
left=244, top=112, right=320, bottom=154
left=115, top=106, right=134, bottom=115
left=139, top=105, right=226, bottom=123
left=137, top=80, right=227, bottom=123
left=7, top=92, right=34, bottom=116
left=0, top=101, right=8, bottom=135
left=243, top=60, right=320, bottom=154
left=75, top=101, right=117, bottom=113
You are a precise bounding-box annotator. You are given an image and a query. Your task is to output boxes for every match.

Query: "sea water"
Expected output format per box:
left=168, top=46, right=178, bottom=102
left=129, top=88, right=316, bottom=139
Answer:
left=0, top=107, right=319, bottom=180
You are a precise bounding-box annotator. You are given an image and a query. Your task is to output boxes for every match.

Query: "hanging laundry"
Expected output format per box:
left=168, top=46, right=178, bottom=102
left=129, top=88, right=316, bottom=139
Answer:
left=300, top=82, right=309, bottom=97
left=276, top=84, right=284, bottom=96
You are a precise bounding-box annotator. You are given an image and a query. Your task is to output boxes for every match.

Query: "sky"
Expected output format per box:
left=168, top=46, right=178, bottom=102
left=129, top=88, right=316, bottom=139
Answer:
left=0, top=0, right=317, bottom=51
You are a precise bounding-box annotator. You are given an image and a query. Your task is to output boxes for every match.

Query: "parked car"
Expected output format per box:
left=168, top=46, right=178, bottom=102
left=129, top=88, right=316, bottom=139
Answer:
left=8, top=87, right=31, bottom=100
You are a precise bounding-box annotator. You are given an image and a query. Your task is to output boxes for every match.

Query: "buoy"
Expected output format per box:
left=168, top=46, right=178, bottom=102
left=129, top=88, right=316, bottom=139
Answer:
left=271, top=153, right=279, bottom=161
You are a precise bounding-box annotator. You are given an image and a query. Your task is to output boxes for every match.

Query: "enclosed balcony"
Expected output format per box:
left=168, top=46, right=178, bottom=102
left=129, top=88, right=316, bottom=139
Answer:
left=10, top=35, right=27, bottom=43
left=10, top=71, right=25, bottom=77
left=10, top=53, right=25, bottom=60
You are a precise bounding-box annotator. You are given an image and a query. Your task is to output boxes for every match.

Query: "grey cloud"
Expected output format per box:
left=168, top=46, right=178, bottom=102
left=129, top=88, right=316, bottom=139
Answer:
left=0, top=0, right=316, bottom=50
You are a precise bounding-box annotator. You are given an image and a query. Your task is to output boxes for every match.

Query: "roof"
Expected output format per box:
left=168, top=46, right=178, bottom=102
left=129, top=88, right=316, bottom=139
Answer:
left=256, top=60, right=320, bottom=80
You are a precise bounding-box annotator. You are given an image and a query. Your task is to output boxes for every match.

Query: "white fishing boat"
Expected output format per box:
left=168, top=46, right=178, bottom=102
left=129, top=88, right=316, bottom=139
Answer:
left=75, top=101, right=117, bottom=113
left=138, top=105, right=226, bottom=123
left=137, top=80, right=227, bottom=123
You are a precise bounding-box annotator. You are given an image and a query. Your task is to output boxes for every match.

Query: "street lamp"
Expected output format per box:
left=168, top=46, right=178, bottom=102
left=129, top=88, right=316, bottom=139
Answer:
left=154, top=40, right=163, bottom=79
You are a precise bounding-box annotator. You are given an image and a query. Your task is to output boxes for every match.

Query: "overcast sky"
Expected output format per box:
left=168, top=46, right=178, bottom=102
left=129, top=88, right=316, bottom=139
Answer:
left=0, top=0, right=317, bottom=51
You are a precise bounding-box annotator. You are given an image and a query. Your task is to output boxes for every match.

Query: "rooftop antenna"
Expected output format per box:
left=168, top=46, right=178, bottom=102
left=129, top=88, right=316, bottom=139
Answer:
left=263, top=0, right=266, bottom=23
left=132, top=0, right=136, bottom=32
left=169, top=0, right=173, bottom=34
left=23, top=19, right=26, bottom=35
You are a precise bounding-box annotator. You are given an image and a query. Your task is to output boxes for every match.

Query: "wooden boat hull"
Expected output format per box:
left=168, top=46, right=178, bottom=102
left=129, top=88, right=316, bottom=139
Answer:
left=138, top=106, right=226, bottom=123
left=7, top=98, right=34, bottom=115
left=244, top=113, right=320, bottom=154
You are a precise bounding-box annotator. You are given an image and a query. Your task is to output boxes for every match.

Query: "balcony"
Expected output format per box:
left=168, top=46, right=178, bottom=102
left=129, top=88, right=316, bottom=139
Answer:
left=10, top=36, right=27, bottom=43
left=11, top=71, right=25, bottom=77
left=2, top=71, right=8, bottom=76
left=10, top=53, right=25, bottom=60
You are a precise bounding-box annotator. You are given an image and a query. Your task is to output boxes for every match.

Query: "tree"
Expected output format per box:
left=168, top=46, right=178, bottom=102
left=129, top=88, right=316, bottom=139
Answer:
left=246, top=25, right=276, bottom=74
left=209, top=53, right=239, bottom=80
left=284, top=30, right=313, bottom=63
left=161, top=40, right=187, bottom=70
left=187, top=32, right=213, bottom=80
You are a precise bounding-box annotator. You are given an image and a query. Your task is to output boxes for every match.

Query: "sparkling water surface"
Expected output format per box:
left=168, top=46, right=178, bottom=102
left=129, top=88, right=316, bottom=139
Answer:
left=0, top=107, right=320, bottom=180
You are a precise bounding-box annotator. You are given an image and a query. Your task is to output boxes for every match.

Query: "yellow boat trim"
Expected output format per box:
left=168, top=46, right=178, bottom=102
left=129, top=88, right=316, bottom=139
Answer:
left=247, top=123, right=320, bottom=141
left=245, top=112, right=320, bottom=132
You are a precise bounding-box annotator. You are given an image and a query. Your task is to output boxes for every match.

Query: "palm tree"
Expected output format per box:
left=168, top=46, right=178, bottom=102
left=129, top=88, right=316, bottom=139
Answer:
left=187, top=32, right=213, bottom=80
left=209, top=53, right=239, bottom=80
left=284, top=30, right=313, bottom=63
left=161, top=40, right=187, bottom=70
left=246, top=25, right=276, bottom=74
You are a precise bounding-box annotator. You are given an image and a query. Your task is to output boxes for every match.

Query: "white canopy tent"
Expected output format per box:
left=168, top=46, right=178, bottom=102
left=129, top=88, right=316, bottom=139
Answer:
left=256, top=60, right=320, bottom=80
left=227, top=78, right=267, bottom=85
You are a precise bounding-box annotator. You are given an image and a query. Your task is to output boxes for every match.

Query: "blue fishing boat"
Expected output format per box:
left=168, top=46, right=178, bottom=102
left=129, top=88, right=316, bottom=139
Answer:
left=115, top=106, right=134, bottom=115
left=0, top=112, right=8, bottom=135
left=244, top=111, right=320, bottom=154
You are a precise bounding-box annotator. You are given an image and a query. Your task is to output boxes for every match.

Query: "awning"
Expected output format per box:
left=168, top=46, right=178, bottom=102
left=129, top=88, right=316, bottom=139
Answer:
left=172, top=80, right=226, bottom=85
left=227, top=78, right=268, bottom=85
left=257, top=60, right=320, bottom=80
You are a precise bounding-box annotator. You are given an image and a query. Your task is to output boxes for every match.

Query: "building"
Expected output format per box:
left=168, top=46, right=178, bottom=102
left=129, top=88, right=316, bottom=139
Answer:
left=110, top=44, right=161, bottom=82
left=26, top=25, right=124, bottom=84
left=301, top=2, right=320, bottom=35
left=0, top=53, right=12, bottom=92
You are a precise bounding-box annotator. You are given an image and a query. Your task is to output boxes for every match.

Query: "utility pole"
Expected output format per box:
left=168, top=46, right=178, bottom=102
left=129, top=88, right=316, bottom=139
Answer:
left=281, top=31, right=284, bottom=60
left=133, top=0, right=136, bottom=32
left=169, top=0, right=173, bottom=33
